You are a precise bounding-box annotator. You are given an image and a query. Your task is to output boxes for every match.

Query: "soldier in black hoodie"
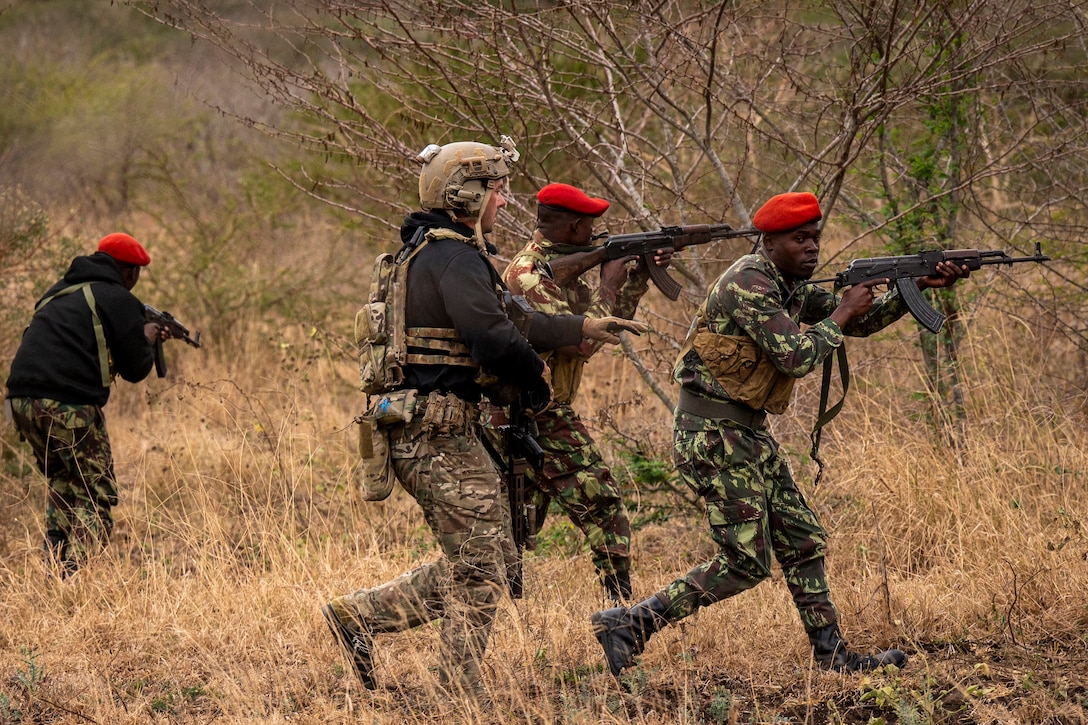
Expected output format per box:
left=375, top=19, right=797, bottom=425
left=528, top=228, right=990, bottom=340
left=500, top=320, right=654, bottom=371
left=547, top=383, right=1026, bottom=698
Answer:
left=6, top=233, right=164, bottom=576
left=321, top=139, right=646, bottom=698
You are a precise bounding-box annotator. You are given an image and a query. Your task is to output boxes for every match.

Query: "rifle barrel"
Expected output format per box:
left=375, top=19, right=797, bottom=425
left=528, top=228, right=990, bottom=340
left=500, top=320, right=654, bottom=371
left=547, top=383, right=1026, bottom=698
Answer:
left=976, top=253, right=1051, bottom=266
left=706, top=225, right=760, bottom=239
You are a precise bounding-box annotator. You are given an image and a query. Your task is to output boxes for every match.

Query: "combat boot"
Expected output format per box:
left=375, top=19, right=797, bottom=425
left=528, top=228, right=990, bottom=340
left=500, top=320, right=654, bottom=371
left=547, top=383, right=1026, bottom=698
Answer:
left=590, top=594, right=669, bottom=676
left=809, top=623, right=907, bottom=672
left=601, top=569, right=632, bottom=604
left=321, top=603, right=377, bottom=689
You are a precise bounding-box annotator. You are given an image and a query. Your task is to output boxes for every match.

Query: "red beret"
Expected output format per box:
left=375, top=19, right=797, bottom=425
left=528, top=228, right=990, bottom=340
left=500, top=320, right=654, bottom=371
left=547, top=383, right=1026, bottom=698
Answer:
left=536, top=182, right=610, bottom=217
left=752, top=192, right=822, bottom=233
left=97, top=233, right=151, bottom=266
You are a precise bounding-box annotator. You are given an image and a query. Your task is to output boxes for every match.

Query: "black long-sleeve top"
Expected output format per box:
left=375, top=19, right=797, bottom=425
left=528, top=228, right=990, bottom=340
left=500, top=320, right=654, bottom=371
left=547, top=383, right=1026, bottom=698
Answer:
left=7, top=252, right=153, bottom=406
left=399, top=212, right=585, bottom=405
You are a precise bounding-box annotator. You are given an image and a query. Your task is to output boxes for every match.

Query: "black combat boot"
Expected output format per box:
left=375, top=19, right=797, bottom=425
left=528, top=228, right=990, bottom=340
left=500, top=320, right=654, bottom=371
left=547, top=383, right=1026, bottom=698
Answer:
left=321, top=603, right=377, bottom=689
left=809, top=623, right=907, bottom=672
left=601, top=569, right=632, bottom=604
left=590, top=594, right=669, bottom=676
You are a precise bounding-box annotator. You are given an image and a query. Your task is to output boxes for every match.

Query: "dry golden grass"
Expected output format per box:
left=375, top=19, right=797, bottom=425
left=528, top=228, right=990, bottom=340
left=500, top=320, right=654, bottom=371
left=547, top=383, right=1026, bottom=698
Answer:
left=1, top=313, right=1086, bottom=724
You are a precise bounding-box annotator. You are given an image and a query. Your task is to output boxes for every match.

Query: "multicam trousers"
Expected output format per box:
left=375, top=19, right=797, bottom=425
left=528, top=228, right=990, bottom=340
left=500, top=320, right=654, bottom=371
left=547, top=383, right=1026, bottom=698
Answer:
left=531, top=404, right=631, bottom=582
left=659, top=417, right=838, bottom=633
left=329, top=411, right=513, bottom=693
left=9, top=397, right=117, bottom=573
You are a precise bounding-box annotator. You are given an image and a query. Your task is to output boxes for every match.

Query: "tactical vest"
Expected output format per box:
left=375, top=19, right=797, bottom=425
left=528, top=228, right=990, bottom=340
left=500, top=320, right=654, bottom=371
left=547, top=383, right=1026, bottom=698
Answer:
left=681, top=303, right=795, bottom=414
left=356, top=229, right=481, bottom=395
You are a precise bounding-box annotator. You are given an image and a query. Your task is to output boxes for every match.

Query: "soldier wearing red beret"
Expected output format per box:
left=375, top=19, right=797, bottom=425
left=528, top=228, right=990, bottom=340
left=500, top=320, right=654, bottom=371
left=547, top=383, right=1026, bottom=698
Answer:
left=536, top=182, right=611, bottom=217
left=591, top=191, right=970, bottom=678
left=6, top=233, right=166, bottom=577
left=499, top=182, right=663, bottom=602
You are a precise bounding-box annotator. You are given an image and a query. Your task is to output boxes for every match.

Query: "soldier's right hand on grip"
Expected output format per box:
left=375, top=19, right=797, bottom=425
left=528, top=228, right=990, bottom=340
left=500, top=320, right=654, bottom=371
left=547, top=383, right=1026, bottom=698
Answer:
left=582, top=316, right=650, bottom=344
left=523, top=377, right=553, bottom=416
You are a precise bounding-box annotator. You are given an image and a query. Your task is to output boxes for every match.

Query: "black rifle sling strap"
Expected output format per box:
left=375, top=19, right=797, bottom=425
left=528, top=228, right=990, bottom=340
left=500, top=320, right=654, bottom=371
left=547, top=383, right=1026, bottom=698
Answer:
left=809, top=343, right=849, bottom=487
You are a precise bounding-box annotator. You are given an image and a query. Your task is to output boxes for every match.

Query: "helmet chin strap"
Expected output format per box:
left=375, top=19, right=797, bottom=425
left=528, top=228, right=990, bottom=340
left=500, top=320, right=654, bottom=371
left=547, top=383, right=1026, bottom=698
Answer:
left=472, top=185, right=494, bottom=253
left=444, top=179, right=497, bottom=254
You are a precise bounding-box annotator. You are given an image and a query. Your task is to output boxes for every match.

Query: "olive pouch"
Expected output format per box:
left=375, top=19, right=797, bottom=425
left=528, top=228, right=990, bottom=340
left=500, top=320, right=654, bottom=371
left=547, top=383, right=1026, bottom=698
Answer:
left=355, top=413, right=396, bottom=501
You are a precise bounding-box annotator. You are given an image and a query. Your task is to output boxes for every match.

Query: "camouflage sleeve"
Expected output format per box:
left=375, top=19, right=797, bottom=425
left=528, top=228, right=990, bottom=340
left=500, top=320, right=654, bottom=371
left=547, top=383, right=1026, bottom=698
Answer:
left=840, top=285, right=909, bottom=336
left=504, top=246, right=615, bottom=322
left=798, top=283, right=838, bottom=324
left=798, top=283, right=910, bottom=336
left=611, top=263, right=651, bottom=319
left=505, top=253, right=575, bottom=316
left=718, top=265, right=843, bottom=378
left=582, top=271, right=623, bottom=319
left=505, top=249, right=612, bottom=359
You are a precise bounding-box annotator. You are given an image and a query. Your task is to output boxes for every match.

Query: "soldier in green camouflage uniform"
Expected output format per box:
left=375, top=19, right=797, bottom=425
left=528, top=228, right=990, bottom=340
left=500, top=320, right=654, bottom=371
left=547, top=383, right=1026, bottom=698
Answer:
left=321, top=142, right=644, bottom=696
left=501, top=183, right=671, bottom=602
left=6, top=233, right=162, bottom=576
left=590, top=192, right=969, bottom=677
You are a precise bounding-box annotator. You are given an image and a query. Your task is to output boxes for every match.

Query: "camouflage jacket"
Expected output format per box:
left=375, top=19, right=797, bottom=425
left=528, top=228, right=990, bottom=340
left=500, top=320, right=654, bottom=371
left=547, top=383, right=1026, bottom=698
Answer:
left=504, top=231, right=650, bottom=403
left=674, top=250, right=910, bottom=421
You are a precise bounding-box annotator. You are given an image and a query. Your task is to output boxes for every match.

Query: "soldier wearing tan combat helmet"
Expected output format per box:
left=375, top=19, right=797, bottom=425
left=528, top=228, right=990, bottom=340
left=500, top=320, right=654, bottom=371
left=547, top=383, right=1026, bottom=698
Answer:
left=321, top=137, right=645, bottom=698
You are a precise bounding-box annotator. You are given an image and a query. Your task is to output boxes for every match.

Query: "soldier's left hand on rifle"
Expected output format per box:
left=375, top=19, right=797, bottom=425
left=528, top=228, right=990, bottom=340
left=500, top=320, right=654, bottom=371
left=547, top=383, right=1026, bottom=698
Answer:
left=645, top=246, right=675, bottom=269
left=918, top=260, right=971, bottom=289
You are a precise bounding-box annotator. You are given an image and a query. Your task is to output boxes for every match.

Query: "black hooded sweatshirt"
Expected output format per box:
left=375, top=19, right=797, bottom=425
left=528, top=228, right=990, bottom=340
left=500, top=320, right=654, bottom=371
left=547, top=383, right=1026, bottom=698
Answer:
left=7, top=252, right=154, bottom=407
left=399, top=212, right=584, bottom=407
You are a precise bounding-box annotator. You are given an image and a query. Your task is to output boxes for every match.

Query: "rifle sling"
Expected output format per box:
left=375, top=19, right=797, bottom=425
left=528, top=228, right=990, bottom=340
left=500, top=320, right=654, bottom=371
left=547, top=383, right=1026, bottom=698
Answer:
left=809, top=344, right=849, bottom=487
left=35, top=282, right=111, bottom=388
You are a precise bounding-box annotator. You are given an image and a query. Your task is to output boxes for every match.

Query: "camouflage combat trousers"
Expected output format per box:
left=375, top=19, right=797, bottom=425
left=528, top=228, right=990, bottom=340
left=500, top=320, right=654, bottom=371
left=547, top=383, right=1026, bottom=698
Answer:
left=659, top=418, right=838, bottom=633
left=329, top=413, right=514, bottom=693
left=531, top=404, right=631, bottom=581
left=9, top=397, right=118, bottom=574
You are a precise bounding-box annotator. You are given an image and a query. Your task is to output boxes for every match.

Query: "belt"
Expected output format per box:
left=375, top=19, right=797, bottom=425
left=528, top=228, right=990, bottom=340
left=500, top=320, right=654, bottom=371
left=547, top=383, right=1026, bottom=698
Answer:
left=676, top=389, right=767, bottom=430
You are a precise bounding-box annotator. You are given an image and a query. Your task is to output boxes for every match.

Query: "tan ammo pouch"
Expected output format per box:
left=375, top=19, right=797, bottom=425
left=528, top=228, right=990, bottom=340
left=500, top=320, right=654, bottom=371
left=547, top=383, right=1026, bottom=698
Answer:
left=416, top=390, right=476, bottom=437
left=692, top=331, right=795, bottom=414
left=354, top=389, right=419, bottom=501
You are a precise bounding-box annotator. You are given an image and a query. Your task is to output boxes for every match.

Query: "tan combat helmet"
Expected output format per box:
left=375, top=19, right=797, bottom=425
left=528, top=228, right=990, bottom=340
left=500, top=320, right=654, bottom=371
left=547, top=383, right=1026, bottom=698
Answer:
left=416, top=135, right=520, bottom=218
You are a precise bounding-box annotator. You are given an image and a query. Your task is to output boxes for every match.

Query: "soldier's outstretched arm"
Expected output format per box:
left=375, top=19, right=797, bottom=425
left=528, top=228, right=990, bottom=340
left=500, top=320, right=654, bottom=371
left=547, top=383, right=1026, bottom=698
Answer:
left=582, top=316, right=650, bottom=345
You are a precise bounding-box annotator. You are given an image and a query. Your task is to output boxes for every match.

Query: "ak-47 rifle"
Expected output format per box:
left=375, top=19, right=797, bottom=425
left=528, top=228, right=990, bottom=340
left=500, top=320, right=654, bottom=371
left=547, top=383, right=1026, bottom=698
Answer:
left=144, top=304, right=202, bottom=377
left=809, top=241, right=1051, bottom=333
left=802, top=241, right=1050, bottom=485
left=548, top=223, right=759, bottom=300
left=499, top=402, right=545, bottom=600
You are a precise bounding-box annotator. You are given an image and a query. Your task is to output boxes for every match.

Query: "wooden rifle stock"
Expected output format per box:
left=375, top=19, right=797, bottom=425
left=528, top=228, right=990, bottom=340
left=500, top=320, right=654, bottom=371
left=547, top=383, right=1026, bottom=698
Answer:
left=548, top=247, right=609, bottom=288
left=545, top=223, right=759, bottom=299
